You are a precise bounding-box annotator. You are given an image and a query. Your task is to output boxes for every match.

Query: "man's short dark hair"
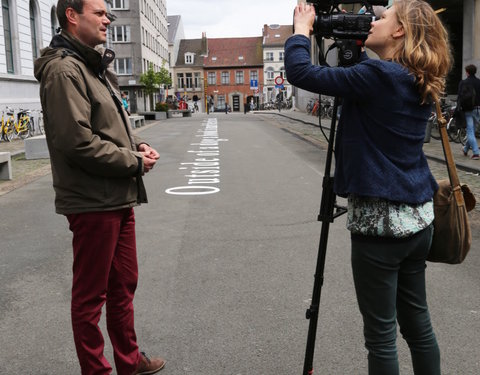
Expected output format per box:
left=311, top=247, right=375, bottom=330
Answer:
left=465, top=64, right=477, bottom=76
left=57, top=0, right=84, bottom=29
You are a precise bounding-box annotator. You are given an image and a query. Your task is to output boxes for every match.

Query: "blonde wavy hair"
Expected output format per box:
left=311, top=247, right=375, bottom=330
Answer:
left=391, top=0, right=452, bottom=104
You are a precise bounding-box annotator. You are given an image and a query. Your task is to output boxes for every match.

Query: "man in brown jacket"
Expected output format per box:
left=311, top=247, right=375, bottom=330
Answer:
left=34, top=1, right=165, bottom=374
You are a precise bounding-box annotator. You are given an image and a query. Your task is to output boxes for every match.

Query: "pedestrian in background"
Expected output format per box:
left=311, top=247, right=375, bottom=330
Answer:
left=121, top=91, right=130, bottom=115
left=458, top=64, right=480, bottom=160
left=286, top=1, right=451, bottom=374
left=34, top=0, right=164, bottom=374
left=209, top=95, right=215, bottom=113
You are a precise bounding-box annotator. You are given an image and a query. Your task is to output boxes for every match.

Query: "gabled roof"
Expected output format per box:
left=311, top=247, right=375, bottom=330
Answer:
left=175, top=39, right=207, bottom=68
left=167, top=15, right=181, bottom=45
left=262, top=24, right=293, bottom=47
left=204, top=37, right=263, bottom=68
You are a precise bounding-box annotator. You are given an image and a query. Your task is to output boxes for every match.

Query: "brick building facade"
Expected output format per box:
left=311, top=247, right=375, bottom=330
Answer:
left=203, top=37, right=263, bottom=113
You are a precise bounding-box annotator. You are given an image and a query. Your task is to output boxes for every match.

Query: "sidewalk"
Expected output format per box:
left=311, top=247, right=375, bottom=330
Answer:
left=264, top=109, right=480, bottom=175
left=0, top=121, right=160, bottom=196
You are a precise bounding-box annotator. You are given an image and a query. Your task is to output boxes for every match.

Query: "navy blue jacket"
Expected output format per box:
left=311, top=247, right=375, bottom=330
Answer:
left=458, top=75, right=480, bottom=107
left=285, top=35, right=437, bottom=204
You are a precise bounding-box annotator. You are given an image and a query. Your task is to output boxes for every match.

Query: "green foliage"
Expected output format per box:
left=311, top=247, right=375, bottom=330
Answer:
left=155, top=102, right=169, bottom=112
left=140, top=61, right=172, bottom=110
left=157, top=62, right=172, bottom=88
left=140, top=63, right=160, bottom=96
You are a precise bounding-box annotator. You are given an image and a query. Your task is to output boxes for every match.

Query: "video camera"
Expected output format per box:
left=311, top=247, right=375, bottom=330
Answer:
left=307, top=0, right=389, bottom=40
left=305, top=0, right=389, bottom=65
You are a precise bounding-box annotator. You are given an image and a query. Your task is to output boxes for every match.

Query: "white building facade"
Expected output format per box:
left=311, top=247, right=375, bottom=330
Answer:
left=110, top=0, right=169, bottom=112
left=0, top=0, right=169, bottom=116
left=262, top=24, right=292, bottom=105
left=0, top=0, right=57, bottom=113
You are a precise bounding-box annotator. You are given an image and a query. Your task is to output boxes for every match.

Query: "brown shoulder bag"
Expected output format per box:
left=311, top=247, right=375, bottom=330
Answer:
left=428, top=101, right=476, bottom=264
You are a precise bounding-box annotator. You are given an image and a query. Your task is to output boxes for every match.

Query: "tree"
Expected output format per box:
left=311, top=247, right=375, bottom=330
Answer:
left=140, top=61, right=172, bottom=110
left=157, top=61, right=172, bottom=93
left=140, top=63, right=160, bottom=110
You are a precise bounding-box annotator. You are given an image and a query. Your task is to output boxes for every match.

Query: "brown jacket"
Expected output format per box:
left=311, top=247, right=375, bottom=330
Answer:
left=34, top=32, right=147, bottom=214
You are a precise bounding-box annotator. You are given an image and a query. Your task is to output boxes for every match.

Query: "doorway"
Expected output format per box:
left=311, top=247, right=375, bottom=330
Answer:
left=232, top=95, right=240, bottom=112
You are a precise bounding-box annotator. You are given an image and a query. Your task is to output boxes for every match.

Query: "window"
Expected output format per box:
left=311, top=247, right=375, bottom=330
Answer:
left=221, top=71, right=229, bottom=85
left=194, top=73, right=202, bottom=88
left=50, top=7, right=58, bottom=38
left=114, top=58, right=132, bottom=75
left=208, top=72, right=216, bottom=85
left=280, top=66, right=286, bottom=79
left=112, top=0, right=129, bottom=9
left=29, top=0, right=39, bottom=59
left=185, top=53, right=194, bottom=64
left=185, top=73, right=193, bottom=88
left=2, top=0, right=14, bottom=73
left=177, top=73, right=184, bottom=88
left=266, top=67, right=275, bottom=80
left=250, top=70, right=258, bottom=82
left=279, top=52, right=285, bottom=61
left=112, top=25, right=131, bottom=42
left=265, top=52, right=274, bottom=62
left=217, top=95, right=225, bottom=109
left=235, top=71, right=244, bottom=84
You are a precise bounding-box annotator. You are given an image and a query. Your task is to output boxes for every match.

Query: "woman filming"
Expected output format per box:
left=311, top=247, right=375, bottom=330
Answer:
left=285, top=1, right=451, bottom=374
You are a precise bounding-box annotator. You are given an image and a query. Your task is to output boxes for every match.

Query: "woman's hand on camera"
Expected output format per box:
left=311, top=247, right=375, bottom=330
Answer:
left=294, top=3, right=315, bottom=37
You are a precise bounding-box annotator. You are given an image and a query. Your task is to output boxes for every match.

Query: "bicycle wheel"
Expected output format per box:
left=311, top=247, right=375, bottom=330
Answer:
left=28, top=118, right=35, bottom=137
left=459, top=128, right=467, bottom=145
left=429, top=120, right=440, bottom=140
left=39, top=119, right=44, bottom=134
left=319, top=105, right=326, bottom=119
left=16, top=121, right=29, bottom=139
left=447, top=118, right=458, bottom=142
left=3, top=120, right=14, bottom=141
left=326, top=106, right=334, bottom=119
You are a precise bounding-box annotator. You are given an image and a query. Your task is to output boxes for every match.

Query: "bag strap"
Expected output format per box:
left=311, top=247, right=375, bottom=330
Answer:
left=435, top=102, right=465, bottom=206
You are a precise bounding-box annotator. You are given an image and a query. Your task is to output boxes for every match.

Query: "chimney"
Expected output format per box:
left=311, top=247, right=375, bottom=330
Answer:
left=201, top=32, right=208, bottom=56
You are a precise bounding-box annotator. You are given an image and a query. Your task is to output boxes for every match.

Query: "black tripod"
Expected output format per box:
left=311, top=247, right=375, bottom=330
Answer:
left=300, top=35, right=365, bottom=375
left=302, top=94, right=347, bottom=375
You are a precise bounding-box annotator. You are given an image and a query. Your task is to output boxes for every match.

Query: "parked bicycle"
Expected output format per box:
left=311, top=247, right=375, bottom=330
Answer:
left=428, top=101, right=463, bottom=142
left=1, top=107, right=39, bottom=141
left=1, top=107, right=16, bottom=142
left=10, top=109, right=34, bottom=139
left=320, top=97, right=334, bottom=119
left=32, top=110, right=44, bottom=135
left=306, top=98, right=317, bottom=114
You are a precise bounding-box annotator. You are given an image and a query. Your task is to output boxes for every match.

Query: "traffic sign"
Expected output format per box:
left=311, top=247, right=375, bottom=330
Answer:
left=250, top=79, right=258, bottom=90
left=274, top=76, right=284, bottom=86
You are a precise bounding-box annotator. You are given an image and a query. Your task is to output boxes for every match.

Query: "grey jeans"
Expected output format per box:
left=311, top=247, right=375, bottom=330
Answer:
left=351, top=224, right=440, bottom=375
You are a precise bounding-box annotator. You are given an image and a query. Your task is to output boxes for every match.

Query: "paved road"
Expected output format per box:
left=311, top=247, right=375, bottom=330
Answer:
left=0, top=113, right=478, bottom=374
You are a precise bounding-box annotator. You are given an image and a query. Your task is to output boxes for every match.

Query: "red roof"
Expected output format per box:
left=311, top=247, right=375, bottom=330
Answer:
left=262, top=24, right=293, bottom=46
left=204, top=37, right=263, bottom=68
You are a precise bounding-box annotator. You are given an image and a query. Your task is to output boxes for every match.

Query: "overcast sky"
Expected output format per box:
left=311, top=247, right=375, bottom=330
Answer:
left=167, top=0, right=296, bottom=39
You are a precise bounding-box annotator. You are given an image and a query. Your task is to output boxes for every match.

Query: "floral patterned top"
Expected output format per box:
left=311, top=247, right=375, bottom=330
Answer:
left=347, top=195, right=434, bottom=238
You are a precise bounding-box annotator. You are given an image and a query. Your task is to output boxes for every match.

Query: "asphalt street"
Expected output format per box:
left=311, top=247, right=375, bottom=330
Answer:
left=0, top=113, right=479, bottom=374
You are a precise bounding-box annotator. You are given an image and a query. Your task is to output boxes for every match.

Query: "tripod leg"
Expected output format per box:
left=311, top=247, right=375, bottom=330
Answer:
left=302, top=97, right=345, bottom=375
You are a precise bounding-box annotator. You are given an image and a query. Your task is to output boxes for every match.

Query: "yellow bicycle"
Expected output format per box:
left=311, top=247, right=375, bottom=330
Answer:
left=15, top=109, right=34, bottom=139
left=0, top=107, right=15, bottom=142
left=0, top=108, right=33, bottom=141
